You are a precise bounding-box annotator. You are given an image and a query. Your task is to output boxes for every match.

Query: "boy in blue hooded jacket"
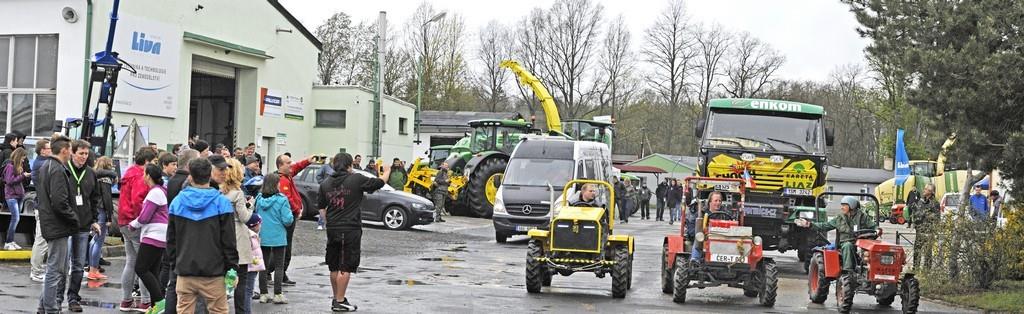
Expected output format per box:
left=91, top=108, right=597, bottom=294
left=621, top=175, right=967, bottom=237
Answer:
left=167, top=158, right=237, bottom=314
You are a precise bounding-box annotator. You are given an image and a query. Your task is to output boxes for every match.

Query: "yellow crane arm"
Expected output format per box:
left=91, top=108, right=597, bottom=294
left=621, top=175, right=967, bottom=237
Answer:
left=500, top=59, right=562, bottom=134
left=936, top=133, right=956, bottom=174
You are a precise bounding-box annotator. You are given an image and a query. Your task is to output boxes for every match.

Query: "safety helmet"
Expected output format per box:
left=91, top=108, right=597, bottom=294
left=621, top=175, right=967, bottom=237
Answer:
left=840, top=196, right=860, bottom=211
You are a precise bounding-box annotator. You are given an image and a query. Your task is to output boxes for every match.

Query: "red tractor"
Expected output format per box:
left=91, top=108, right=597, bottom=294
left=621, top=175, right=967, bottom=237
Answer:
left=806, top=192, right=920, bottom=313
left=661, top=177, right=778, bottom=307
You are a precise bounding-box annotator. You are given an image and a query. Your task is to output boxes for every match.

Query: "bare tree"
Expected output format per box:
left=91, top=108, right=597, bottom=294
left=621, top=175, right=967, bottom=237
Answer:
left=694, top=24, right=731, bottom=110
left=597, top=15, right=637, bottom=118
left=722, top=32, right=785, bottom=98
left=474, top=20, right=513, bottom=112
left=643, top=0, right=695, bottom=109
left=405, top=2, right=472, bottom=111
left=315, top=12, right=356, bottom=85
left=535, top=0, right=605, bottom=118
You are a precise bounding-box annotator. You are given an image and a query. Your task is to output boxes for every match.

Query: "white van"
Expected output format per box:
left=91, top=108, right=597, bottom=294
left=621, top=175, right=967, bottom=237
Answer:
left=492, top=136, right=612, bottom=243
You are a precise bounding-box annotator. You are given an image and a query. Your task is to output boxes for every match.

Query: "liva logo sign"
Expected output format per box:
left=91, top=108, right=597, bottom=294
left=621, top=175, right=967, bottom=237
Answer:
left=131, top=32, right=161, bottom=55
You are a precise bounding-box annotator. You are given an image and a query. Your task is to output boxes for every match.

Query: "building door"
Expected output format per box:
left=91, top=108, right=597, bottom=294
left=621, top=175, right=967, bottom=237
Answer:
left=189, top=68, right=237, bottom=149
left=261, top=136, right=275, bottom=174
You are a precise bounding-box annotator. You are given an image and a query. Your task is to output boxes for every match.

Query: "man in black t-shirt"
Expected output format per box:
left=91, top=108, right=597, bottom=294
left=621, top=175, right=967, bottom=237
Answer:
left=317, top=153, right=389, bottom=312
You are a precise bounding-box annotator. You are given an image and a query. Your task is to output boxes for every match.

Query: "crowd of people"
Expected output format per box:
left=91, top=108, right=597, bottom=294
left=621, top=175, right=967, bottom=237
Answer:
left=6, top=133, right=390, bottom=313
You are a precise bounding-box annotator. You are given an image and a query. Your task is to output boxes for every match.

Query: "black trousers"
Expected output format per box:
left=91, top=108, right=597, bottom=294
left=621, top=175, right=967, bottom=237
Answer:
left=135, top=243, right=165, bottom=302
left=259, top=246, right=287, bottom=295
left=284, top=213, right=296, bottom=279
left=656, top=198, right=666, bottom=220
left=640, top=201, right=650, bottom=219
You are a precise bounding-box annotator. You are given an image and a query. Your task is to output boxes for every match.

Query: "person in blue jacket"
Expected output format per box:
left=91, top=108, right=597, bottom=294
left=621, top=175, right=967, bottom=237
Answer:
left=969, top=185, right=989, bottom=220
left=255, top=173, right=294, bottom=304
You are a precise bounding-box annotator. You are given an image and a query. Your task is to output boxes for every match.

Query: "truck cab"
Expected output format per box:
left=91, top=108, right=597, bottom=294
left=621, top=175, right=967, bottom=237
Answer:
left=695, top=98, right=834, bottom=261
left=492, top=137, right=613, bottom=243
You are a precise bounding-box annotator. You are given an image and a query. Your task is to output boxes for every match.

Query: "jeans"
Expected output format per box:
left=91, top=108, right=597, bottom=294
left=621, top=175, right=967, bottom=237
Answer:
left=233, top=265, right=251, bottom=314
left=670, top=203, right=681, bottom=223
left=38, top=236, right=70, bottom=314
left=29, top=219, right=48, bottom=279
left=617, top=201, right=629, bottom=222
left=119, top=226, right=150, bottom=303
left=656, top=198, right=665, bottom=220
left=640, top=200, right=650, bottom=219
left=5, top=198, right=20, bottom=243
left=88, top=210, right=108, bottom=267
left=259, top=246, right=286, bottom=295
left=66, top=232, right=90, bottom=303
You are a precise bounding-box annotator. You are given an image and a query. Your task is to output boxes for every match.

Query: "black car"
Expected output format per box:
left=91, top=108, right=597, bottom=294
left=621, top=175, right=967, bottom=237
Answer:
left=293, top=164, right=435, bottom=230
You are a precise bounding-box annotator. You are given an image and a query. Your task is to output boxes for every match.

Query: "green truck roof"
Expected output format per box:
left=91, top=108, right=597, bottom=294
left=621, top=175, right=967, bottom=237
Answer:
left=709, top=98, right=824, bottom=115
left=468, top=119, right=533, bottom=128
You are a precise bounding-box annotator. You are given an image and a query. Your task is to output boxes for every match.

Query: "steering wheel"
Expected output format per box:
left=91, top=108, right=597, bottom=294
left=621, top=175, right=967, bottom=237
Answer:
left=707, top=211, right=733, bottom=221
left=854, top=229, right=878, bottom=240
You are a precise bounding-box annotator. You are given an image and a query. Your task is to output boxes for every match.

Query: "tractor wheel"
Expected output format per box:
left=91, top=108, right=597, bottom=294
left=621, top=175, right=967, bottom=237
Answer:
left=837, top=273, right=855, bottom=314
left=526, top=240, right=544, bottom=293
left=411, top=184, right=430, bottom=198
left=467, top=158, right=507, bottom=218
left=808, top=252, right=830, bottom=304
left=901, top=276, right=921, bottom=314
left=759, top=258, right=778, bottom=307
left=672, top=257, right=689, bottom=303
left=661, top=244, right=673, bottom=294
left=611, top=245, right=629, bottom=298
left=627, top=252, right=634, bottom=290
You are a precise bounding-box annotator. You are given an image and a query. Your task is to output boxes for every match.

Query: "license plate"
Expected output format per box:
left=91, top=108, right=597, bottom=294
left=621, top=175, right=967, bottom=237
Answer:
left=784, top=188, right=812, bottom=196
left=874, top=274, right=896, bottom=281
left=515, top=225, right=537, bottom=232
left=711, top=254, right=745, bottom=263
left=744, top=207, right=777, bottom=218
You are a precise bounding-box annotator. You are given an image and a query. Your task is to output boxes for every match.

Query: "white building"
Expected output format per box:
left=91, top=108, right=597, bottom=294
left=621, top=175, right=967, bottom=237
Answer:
left=0, top=0, right=413, bottom=170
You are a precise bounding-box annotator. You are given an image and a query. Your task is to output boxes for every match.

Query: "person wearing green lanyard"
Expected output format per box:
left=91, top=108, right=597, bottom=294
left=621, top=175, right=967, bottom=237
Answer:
left=64, top=140, right=103, bottom=312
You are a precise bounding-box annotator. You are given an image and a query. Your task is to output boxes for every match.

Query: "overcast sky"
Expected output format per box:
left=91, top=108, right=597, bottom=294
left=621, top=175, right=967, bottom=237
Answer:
left=278, top=0, right=869, bottom=82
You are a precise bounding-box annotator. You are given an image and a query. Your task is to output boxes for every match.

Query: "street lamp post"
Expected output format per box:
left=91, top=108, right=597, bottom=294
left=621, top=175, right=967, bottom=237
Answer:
left=416, top=11, right=446, bottom=145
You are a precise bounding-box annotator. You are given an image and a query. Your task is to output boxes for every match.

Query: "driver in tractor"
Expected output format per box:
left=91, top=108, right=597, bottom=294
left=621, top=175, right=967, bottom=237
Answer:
left=795, top=196, right=878, bottom=273
left=690, top=191, right=735, bottom=261
left=570, top=183, right=602, bottom=207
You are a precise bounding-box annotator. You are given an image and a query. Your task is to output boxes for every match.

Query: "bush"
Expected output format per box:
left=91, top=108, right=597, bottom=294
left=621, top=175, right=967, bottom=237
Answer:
left=917, top=202, right=1023, bottom=290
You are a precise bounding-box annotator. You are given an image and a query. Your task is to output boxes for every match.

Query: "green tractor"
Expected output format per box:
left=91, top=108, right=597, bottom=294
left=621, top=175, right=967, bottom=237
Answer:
left=406, top=119, right=535, bottom=218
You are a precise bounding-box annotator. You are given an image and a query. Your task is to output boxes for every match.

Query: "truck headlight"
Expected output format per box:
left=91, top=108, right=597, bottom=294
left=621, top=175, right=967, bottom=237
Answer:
left=493, top=186, right=507, bottom=215
left=880, top=254, right=894, bottom=265
left=695, top=232, right=705, bottom=242
left=799, top=211, right=815, bottom=220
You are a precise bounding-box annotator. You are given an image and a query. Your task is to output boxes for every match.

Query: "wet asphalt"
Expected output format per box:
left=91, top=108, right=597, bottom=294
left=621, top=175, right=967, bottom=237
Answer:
left=0, top=216, right=972, bottom=313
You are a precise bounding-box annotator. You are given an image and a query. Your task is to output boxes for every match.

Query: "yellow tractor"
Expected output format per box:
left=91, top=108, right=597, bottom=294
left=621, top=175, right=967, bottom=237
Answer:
left=526, top=179, right=634, bottom=298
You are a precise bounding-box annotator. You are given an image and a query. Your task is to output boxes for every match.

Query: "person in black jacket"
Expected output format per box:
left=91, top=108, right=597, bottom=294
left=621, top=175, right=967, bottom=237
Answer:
left=37, top=136, right=96, bottom=314
left=667, top=180, right=683, bottom=225
left=64, top=140, right=103, bottom=312
left=167, top=158, right=237, bottom=313
left=167, top=149, right=200, bottom=202
left=162, top=148, right=200, bottom=314
left=656, top=179, right=668, bottom=221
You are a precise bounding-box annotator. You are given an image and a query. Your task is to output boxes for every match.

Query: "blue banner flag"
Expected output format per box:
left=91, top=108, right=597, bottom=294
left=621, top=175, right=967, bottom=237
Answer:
left=894, top=129, right=911, bottom=185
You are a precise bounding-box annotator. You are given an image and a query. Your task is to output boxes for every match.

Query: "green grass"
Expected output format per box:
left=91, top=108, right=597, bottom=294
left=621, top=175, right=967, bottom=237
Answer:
left=924, top=280, right=1024, bottom=312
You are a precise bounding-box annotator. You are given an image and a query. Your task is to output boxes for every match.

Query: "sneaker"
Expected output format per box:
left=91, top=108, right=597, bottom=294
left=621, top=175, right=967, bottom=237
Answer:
left=272, top=294, right=288, bottom=304
left=332, top=298, right=358, bottom=312
left=133, top=302, right=151, bottom=312
left=317, top=225, right=324, bottom=230
left=30, top=273, right=44, bottom=283
left=68, top=301, right=83, bottom=312
left=282, top=278, right=296, bottom=286
left=252, top=291, right=261, bottom=300
left=87, top=269, right=108, bottom=280
left=99, top=258, right=111, bottom=266
left=118, top=300, right=135, bottom=312
left=3, top=242, right=15, bottom=250
left=12, top=242, right=22, bottom=250
left=259, top=294, right=272, bottom=303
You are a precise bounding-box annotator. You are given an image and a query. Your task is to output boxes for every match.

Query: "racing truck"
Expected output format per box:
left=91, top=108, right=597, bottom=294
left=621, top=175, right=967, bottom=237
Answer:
left=694, top=98, right=834, bottom=270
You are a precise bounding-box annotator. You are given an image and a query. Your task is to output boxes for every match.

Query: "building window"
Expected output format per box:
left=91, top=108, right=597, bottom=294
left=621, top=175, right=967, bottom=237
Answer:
left=0, top=35, right=58, bottom=136
left=399, top=117, right=408, bottom=135
left=315, top=110, right=346, bottom=128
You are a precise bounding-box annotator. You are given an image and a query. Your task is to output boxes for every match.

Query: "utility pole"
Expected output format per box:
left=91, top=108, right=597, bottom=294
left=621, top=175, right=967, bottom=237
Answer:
left=371, top=11, right=386, bottom=158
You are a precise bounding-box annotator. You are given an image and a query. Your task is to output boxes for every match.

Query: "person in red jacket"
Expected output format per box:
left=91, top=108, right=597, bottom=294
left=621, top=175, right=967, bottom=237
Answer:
left=275, top=153, right=314, bottom=286
left=117, top=147, right=158, bottom=311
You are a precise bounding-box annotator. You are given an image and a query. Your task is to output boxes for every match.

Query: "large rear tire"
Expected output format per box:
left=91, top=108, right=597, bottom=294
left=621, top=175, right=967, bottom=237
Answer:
left=467, top=158, right=506, bottom=218
left=901, top=276, right=920, bottom=314
left=661, top=244, right=673, bottom=294
left=672, top=257, right=689, bottom=303
left=526, top=240, right=544, bottom=293
left=809, top=252, right=830, bottom=304
left=759, top=258, right=778, bottom=307
left=877, top=293, right=896, bottom=306
left=837, top=273, right=855, bottom=314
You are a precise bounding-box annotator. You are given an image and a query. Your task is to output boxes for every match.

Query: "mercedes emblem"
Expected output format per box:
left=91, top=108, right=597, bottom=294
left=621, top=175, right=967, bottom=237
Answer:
left=522, top=205, right=533, bottom=215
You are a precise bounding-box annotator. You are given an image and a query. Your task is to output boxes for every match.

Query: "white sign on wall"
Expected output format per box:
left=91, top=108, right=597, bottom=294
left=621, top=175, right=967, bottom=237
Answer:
left=112, top=15, right=181, bottom=118
left=260, top=88, right=284, bottom=118
left=284, top=95, right=304, bottom=120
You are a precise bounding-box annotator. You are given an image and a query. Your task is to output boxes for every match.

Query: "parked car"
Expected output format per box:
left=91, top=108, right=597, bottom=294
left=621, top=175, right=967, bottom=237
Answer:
left=939, top=192, right=960, bottom=216
left=293, top=164, right=435, bottom=230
